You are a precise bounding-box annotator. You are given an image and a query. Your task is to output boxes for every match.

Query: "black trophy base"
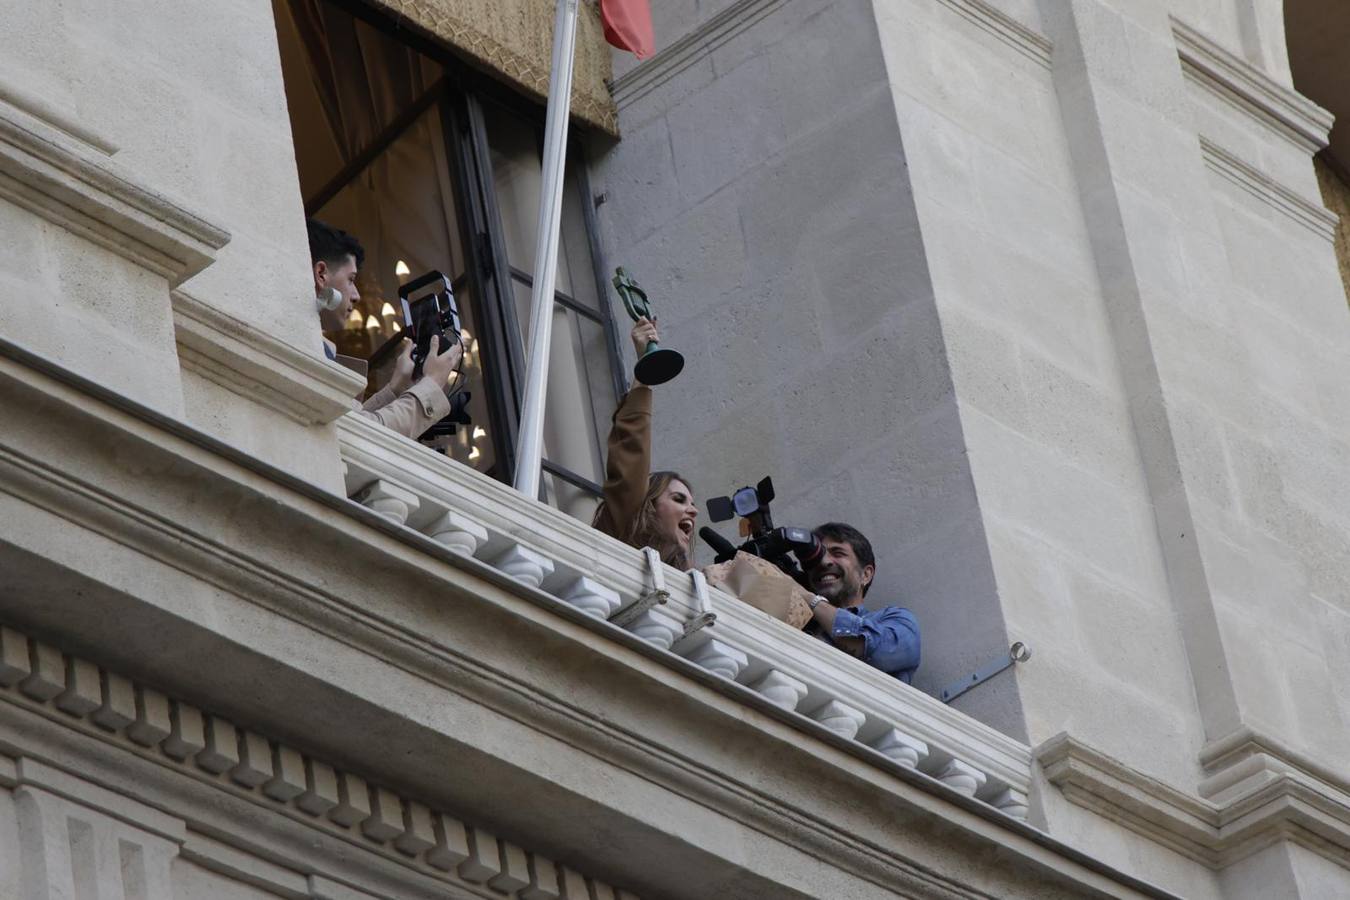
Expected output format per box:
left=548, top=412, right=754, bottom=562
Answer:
left=635, top=347, right=684, bottom=386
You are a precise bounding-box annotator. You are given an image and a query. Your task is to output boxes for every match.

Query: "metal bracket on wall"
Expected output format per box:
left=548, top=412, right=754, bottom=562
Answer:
left=671, top=569, right=716, bottom=653
left=610, top=547, right=670, bottom=628
left=940, top=642, right=1031, bottom=704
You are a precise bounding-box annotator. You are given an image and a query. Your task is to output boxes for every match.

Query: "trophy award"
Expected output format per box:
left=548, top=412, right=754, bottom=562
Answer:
left=613, top=267, right=684, bottom=385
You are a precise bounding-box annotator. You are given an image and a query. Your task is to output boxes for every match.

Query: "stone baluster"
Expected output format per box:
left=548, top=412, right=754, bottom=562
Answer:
left=809, top=700, right=867, bottom=740
left=870, top=728, right=929, bottom=769
left=352, top=480, right=420, bottom=526
left=682, top=640, right=749, bottom=680
left=934, top=758, right=987, bottom=797
left=422, top=510, right=489, bottom=556
left=988, top=786, right=1029, bottom=820
left=557, top=577, right=623, bottom=619
left=489, top=544, right=555, bottom=589
left=626, top=610, right=681, bottom=650
left=749, top=670, right=808, bottom=712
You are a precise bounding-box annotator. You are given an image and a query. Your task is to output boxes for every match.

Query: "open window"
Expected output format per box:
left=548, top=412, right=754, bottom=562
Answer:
left=272, top=0, right=624, bottom=520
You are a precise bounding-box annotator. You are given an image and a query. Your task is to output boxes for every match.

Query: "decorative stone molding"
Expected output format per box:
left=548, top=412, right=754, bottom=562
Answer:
left=934, top=0, right=1052, bottom=67
left=0, top=341, right=1183, bottom=897
left=990, top=787, right=1029, bottom=820
left=0, top=73, right=118, bottom=155
left=0, top=93, right=228, bottom=284
left=556, top=576, right=623, bottom=619
left=0, top=622, right=639, bottom=900
left=809, top=699, right=867, bottom=741
left=625, top=609, right=682, bottom=649
left=337, top=412, right=1035, bottom=821
left=610, top=0, right=1050, bottom=112
left=935, top=758, right=987, bottom=798
left=490, top=543, right=557, bottom=589
left=1037, top=732, right=1350, bottom=871
left=681, top=639, right=749, bottom=681
left=422, top=509, right=491, bottom=556
left=749, top=670, right=809, bottom=712
left=1198, top=725, right=1350, bottom=803
left=610, top=0, right=792, bottom=110
left=1172, top=16, right=1333, bottom=154
left=12, top=771, right=182, bottom=900
left=171, top=290, right=364, bottom=427
left=1198, top=137, right=1339, bottom=241
left=352, top=479, right=421, bottom=526
left=870, top=728, right=929, bottom=769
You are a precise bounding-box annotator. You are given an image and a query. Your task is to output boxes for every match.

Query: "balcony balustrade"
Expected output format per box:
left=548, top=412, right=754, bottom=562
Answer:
left=337, top=413, right=1032, bottom=822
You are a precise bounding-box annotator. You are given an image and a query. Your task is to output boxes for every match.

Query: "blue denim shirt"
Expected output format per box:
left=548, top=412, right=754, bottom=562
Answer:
left=814, top=604, right=921, bottom=684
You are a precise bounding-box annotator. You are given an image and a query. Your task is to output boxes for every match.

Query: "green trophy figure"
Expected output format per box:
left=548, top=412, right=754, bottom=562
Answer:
left=613, top=267, right=684, bottom=385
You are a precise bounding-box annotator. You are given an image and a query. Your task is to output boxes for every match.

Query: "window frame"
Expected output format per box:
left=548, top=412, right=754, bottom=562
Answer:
left=298, top=0, right=627, bottom=496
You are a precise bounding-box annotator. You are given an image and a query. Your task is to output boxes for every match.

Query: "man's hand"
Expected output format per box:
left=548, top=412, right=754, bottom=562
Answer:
left=389, top=338, right=415, bottom=395
left=810, top=599, right=866, bottom=659
left=630, top=316, right=658, bottom=380
left=420, top=333, right=464, bottom=391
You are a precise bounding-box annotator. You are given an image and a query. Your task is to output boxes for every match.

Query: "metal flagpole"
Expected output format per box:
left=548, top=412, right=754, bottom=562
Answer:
left=513, top=0, right=581, bottom=499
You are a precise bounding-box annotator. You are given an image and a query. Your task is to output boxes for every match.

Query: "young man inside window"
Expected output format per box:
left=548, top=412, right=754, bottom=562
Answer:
left=308, top=219, right=461, bottom=440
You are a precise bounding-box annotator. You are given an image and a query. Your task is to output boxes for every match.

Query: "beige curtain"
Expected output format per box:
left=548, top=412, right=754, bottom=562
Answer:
left=359, top=0, right=618, bottom=135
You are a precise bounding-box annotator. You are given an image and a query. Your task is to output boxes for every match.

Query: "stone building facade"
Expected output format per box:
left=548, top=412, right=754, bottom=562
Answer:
left=0, top=0, right=1346, bottom=898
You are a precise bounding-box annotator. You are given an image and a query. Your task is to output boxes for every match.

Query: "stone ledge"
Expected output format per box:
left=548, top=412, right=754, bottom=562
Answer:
left=610, top=0, right=1051, bottom=111
left=1199, top=137, right=1339, bottom=241
left=0, top=337, right=1179, bottom=900
left=0, top=93, right=229, bottom=284
left=1036, top=733, right=1350, bottom=872
left=1172, top=16, right=1333, bottom=154
left=1199, top=725, right=1350, bottom=802
left=0, top=624, right=633, bottom=900
left=338, top=412, right=1034, bottom=803
left=935, top=0, right=1052, bottom=67
left=171, top=290, right=365, bottom=426
left=610, top=0, right=792, bottom=110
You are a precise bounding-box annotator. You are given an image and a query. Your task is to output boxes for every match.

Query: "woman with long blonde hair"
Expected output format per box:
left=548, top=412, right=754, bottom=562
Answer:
left=592, top=318, right=698, bottom=569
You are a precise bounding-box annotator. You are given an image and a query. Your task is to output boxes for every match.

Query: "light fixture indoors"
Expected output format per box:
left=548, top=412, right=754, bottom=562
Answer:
left=394, top=260, right=411, bottom=277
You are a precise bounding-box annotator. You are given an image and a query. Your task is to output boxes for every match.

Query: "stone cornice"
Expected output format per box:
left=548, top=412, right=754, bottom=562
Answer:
left=337, top=414, right=1034, bottom=799
left=609, top=0, right=1051, bottom=111
left=0, top=622, right=630, bottom=900
left=0, top=93, right=228, bottom=284
left=171, top=290, right=365, bottom=426
left=935, top=0, right=1052, bottom=67
left=1172, top=17, right=1333, bottom=154
left=0, top=335, right=1179, bottom=900
left=1198, top=137, right=1339, bottom=241
left=609, top=0, right=791, bottom=110
left=1036, top=733, right=1350, bottom=871
left=1198, top=725, right=1350, bottom=802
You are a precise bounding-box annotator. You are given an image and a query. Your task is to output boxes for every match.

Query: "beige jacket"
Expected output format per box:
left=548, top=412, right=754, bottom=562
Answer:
left=327, top=339, right=452, bottom=440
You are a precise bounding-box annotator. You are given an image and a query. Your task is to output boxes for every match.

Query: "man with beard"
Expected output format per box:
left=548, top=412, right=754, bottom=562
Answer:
left=804, top=522, right=920, bottom=683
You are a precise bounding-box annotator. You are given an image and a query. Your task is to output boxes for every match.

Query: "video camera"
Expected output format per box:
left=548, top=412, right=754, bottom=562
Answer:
left=700, top=476, right=824, bottom=587
left=398, top=270, right=472, bottom=441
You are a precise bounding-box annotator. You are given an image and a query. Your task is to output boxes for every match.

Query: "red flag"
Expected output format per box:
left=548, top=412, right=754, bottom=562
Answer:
left=600, top=0, right=654, bottom=60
